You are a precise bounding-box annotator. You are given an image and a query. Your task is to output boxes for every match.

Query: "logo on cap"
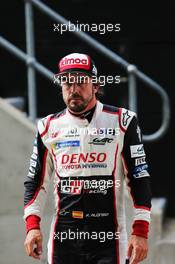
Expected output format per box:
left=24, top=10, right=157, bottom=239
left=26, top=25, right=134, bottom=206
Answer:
left=59, top=53, right=91, bottom=72
left=92, top=64, right=97, bottom=75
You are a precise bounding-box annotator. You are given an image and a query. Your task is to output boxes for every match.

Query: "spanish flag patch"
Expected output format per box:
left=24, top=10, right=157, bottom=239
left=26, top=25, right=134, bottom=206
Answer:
left=72, top=211, right=84, bottom=219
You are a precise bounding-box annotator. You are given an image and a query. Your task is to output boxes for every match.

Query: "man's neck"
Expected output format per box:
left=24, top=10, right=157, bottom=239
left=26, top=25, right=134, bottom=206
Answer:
left=68, top=102, right=97, bottom=123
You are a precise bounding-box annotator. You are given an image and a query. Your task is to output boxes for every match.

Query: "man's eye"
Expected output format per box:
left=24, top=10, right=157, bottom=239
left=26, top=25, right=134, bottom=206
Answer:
left=77, top=80, right=84, bottom=85
left=65, top=82, right=72, bottom=86
left=60, top=77, right=67, bottom=83
left=61, top=82, right=71, bottom=88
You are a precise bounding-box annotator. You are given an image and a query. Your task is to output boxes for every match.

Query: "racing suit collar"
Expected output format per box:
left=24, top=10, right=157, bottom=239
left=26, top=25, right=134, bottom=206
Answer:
left=66, top=100, right=103, bottom=127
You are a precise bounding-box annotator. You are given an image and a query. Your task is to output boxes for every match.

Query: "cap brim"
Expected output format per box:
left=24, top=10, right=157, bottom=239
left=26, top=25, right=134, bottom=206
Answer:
left=55, top=69, right=95, bottom=77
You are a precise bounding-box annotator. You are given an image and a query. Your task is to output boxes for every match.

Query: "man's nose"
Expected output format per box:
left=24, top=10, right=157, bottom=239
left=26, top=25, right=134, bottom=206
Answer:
left=69, top=83, right=79, bottom=93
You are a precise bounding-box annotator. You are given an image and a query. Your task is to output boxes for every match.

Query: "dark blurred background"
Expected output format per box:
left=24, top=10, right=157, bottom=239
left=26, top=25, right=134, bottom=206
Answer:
left=0, top=1, right=175, bottom=216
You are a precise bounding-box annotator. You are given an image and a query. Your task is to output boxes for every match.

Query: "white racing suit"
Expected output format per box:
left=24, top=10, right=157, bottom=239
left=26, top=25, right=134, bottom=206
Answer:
left=24, top=100, right=151, bottom=264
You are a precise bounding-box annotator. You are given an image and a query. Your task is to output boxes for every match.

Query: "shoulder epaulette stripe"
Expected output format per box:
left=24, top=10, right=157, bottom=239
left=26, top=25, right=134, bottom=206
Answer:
left=41, top=109, right=66, bottom=137
left=102, top=104, right=119, bottom=114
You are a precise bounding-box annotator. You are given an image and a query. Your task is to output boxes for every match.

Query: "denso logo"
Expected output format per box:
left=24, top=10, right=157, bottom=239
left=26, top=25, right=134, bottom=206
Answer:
left=61, top=152, right=106, bottom=164
left=60, top=57, right=88, bottom=66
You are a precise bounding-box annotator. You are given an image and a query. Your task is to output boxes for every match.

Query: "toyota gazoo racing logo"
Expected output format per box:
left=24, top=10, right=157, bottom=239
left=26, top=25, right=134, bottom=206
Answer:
left=59, top=53, right=90, bottom=71
left=59, top=178, right=121, bottom=195
left=60, top=179, right=82, bottom=195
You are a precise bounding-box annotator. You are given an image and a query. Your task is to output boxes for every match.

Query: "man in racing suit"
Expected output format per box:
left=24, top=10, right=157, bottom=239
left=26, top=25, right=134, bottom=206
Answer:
left=24, top=53, right=151, bottom=264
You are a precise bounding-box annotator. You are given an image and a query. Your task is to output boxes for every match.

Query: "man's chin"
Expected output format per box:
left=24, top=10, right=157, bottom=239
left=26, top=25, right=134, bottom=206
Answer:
left=68, top=102, right=86, bottom=113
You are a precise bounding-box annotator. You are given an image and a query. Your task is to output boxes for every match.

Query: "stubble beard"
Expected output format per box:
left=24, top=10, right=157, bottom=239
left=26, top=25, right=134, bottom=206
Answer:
left=67, top=93, right=94, bottom=113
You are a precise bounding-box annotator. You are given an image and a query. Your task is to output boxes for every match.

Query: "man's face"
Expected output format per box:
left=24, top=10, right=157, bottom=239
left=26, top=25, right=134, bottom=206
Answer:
left=60, top=73, right=97, bottom=113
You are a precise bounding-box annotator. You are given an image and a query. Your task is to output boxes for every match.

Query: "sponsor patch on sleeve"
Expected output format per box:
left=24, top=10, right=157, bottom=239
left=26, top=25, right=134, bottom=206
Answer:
left=133, top=164, right=148, bottom=174
left=130, top=144, right=145, bottom=158
left=133, top=170, right=150, bottom=179
left=133, top=164, right=150, bottom=179
left=135, top=156, right=146, bottom=166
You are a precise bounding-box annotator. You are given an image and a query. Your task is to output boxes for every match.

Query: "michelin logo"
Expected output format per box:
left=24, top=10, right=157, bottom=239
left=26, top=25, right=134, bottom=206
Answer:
left=56, top=140, right=80, bottom=148
left=130, top=144, right=145, bottom=158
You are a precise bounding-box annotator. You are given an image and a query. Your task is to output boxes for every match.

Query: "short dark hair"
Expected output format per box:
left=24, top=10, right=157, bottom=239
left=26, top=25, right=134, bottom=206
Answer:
left=93, top=83, right=104, bottom=99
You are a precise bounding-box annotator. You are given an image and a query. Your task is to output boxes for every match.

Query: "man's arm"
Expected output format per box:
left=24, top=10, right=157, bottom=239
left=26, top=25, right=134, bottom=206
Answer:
left=24, top=120, right=54, bottom=259
left=122, top=114, right=152, bottom=264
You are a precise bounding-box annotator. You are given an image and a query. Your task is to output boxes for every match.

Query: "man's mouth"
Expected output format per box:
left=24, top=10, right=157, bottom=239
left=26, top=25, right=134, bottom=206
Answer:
left=69, top=98, right=82, bottom=101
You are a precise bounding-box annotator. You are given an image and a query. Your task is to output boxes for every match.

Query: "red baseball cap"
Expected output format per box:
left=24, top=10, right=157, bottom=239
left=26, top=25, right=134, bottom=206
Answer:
left=57, top=53, right=98, bottom=76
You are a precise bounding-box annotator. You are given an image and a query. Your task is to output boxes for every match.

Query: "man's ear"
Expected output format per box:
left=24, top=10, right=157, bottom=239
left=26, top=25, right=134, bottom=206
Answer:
left=93, top=83, right=100, bottom=94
